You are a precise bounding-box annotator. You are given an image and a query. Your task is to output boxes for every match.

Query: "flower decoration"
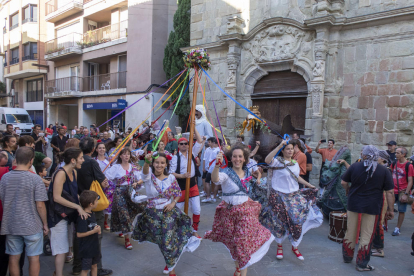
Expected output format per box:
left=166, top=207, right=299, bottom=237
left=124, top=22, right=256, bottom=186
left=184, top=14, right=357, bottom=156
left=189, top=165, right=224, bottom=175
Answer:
left=183, top=48, right=211, bottom=70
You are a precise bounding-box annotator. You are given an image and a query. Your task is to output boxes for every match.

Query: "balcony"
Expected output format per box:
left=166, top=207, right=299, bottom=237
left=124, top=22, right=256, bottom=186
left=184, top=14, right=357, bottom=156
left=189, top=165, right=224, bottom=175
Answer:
left=80, top=21, right=127, bottom=52
left=45, top=33, right=82, bottom=60
left=10, top=57, right=19, bottom=65
left=10, top=23, right=18, bottom=31
left=22, top=18, right=37, bottom=24
left=45, top=0, right=83, bottom=23
left=22, top=53, right=38, bottom=62
left=45, top=72, right=127, bottom=98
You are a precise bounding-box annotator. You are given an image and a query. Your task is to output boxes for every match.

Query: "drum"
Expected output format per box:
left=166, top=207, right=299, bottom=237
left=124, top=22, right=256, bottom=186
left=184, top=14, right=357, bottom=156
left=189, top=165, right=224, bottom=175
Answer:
left=328, top=211, right=347, bottom=243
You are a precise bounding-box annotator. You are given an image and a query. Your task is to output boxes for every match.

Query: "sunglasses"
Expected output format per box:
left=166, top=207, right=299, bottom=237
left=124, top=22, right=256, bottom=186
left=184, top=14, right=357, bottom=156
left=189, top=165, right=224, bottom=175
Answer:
left=179, top=143, right=188, bottom=145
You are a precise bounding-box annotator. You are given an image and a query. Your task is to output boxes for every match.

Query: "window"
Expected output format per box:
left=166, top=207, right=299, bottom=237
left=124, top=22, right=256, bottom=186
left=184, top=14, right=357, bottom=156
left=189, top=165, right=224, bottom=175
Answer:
left=3, top=51, right=7, bottom=67
left=14, top=92, right=19, bottom=104
left=10, top=48, right=19, bottom=65
left=10, top=13, right=18, bottom=30
left=23, top=5, right=37, bottom=24
left=23, top=42, right=37, bottom=61
left=26, top=79, right=43, bottom=102
left=5, top=114, right=32, bottom=124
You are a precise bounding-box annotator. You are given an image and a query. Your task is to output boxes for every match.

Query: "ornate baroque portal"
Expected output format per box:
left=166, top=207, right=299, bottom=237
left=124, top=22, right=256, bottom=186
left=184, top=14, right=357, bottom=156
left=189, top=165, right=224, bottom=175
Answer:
left=219, top=17, right=329, bottom=141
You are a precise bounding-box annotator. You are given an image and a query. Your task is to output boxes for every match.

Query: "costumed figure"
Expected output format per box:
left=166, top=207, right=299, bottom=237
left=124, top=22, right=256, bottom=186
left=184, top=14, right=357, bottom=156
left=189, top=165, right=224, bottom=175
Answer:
left=170, top=127, right=203, bottom=238
left=204, top=146, right=275, bottom=276
left=251, top=139, right=323, bottom=261
left=107, top=136, right=123, bottom=156
left=318, top=145, right=351, bottom=217
left=94, top=142, right=116, bottom=231
left=132, top=153, right=201, bottom=276
left=104, top=148, right=146, bottom=250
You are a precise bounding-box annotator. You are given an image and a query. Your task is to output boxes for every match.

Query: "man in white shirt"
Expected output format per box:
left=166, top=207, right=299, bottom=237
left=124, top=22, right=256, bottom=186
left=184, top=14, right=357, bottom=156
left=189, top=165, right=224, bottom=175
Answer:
left=170, top=128, right=203, bottom=238
left=202, top=137, right=221, bottom=203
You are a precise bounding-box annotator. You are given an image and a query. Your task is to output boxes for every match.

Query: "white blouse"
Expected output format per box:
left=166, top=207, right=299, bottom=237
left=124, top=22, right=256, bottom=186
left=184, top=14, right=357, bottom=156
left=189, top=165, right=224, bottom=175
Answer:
left=105, top=163, right=141, bottom=186
left=269, top=158, right=300, bottom=194
left=142, top=168, right=175, bottom=209
left=217, top=169, right=253, bottom=206
left=95, top=158, right=110, bottom=172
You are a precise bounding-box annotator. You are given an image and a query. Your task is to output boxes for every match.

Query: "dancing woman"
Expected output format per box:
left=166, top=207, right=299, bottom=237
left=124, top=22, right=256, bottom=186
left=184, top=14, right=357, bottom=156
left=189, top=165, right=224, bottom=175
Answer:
left=107, top=137, right=123, bottom=156
left=255, top=139, right=322, bottom=260
left=204, top=146, right=275, bottom=276
left=104, top=148, right=145, bottom=250
left=132, top=153, right=200, bottom=276
left=94, top=142, right=115, bottom=231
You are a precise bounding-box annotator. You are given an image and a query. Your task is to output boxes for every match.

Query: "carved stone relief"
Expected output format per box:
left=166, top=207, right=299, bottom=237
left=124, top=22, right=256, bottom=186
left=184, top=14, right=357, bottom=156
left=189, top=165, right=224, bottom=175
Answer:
left=312, top=60, right=325, bottom=80
left=242, top=25, right=314, bottom=70
left=310, top=85, right=323, bottom=115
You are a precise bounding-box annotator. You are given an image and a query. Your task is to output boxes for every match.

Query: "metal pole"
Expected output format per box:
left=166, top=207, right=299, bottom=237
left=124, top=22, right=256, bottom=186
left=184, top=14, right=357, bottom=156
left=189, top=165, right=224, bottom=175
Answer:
left=184, top=67, right=199, bottom=214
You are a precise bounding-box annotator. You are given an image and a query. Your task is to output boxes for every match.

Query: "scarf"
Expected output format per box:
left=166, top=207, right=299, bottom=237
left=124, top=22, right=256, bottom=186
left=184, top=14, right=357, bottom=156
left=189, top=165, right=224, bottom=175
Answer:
left=362, top=145, right=379, bottom=178
left=266, top=156, right=297, bottom=197
left=195, top=105, right=207, bottom=126
left=221, top=167, right=251, bottom=197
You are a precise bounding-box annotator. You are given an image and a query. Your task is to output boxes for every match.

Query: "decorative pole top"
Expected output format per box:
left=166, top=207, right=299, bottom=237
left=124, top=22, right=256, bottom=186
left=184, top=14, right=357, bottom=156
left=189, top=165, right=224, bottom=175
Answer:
left=184, top=48, right=211, bottom=70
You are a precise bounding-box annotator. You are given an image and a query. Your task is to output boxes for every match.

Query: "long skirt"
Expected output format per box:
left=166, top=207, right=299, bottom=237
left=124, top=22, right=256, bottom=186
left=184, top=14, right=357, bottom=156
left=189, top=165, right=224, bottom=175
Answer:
left=204, top=199, right=274, bottom=270
left=131, top=206, right=200, bottom=272
left=103, top=180, right=116, bottom=215
left=111, top=186, right=146, bottom=234
left=252, top=185, right=323, bottom=247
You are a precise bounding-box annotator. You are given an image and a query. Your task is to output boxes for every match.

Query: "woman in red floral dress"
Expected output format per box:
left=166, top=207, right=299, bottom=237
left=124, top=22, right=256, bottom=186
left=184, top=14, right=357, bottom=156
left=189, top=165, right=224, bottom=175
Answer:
left=204, top=145, right=274, bottom=276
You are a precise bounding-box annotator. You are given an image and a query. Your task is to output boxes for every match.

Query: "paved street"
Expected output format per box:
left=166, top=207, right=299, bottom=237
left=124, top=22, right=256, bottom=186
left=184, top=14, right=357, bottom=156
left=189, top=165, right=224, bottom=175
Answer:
left=30, top=198, right=414, bottom=276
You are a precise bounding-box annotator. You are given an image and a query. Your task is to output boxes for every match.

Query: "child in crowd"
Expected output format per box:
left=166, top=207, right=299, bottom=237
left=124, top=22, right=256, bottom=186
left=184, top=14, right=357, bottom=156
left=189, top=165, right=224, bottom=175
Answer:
left=202, top=138, right=222, bottom=203
left=236, top=134, right=245, bottom=144
left=35, top=164, right=50, bottom=188
left=77, top=190, right=101, bottom=276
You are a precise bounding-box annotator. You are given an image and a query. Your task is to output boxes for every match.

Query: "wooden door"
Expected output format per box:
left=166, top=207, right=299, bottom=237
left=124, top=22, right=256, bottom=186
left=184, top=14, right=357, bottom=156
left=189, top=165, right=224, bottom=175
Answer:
left=252, top=70, right=307, bottom=132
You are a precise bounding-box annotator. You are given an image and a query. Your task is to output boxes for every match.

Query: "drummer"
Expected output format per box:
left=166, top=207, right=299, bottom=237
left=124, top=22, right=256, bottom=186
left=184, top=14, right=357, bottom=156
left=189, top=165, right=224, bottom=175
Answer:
left=340, top=145, right=395, bottom=272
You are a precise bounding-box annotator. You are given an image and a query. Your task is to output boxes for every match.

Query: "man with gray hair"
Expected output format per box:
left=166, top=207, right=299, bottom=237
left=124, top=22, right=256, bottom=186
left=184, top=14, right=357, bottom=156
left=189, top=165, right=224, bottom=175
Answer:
left=340, top=145, right=394, bottom=272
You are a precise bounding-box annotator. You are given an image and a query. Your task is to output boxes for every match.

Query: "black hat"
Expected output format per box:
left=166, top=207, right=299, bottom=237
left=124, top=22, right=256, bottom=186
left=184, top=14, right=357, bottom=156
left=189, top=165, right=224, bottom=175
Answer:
left=386, top=140, right=397, bottom=146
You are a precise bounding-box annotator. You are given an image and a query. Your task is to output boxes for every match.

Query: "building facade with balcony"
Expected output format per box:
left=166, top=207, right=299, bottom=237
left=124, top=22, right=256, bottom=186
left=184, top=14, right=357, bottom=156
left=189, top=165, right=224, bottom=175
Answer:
left=44, top=0, right=178, bottom=131
left=1, top=0, right=50, bottom=128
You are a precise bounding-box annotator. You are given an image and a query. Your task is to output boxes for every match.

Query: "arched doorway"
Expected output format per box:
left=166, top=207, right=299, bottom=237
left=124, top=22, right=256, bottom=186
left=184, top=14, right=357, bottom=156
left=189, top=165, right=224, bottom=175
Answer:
left=252, top=70, right=307, bottom=134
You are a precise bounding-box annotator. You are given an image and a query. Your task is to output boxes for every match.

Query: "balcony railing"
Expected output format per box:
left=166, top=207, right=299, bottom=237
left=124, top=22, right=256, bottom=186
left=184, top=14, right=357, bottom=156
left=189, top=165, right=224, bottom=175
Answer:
left=83, top=72, right=127, bottom=91
left=10, top=23, right=18, bottom=31
left=22, top=54, right=38, bottom=61
left=45, top=0, right=82, bottom=16
left=46, top=76, right=82, bottom=93
left=46, top=72, right=127, bottom=94
left=23, top=18, right=37, bottom=24
left=10, top=57, right=19, bottom=65
left=45, top=33, right=82, bottom=55
left=81, top=20, right=127, bottom=48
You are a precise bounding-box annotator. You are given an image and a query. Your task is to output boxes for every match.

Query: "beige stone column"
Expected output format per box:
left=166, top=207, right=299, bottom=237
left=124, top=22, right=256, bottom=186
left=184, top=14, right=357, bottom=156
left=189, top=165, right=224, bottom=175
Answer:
left=225, top=41, right=241, bottom=135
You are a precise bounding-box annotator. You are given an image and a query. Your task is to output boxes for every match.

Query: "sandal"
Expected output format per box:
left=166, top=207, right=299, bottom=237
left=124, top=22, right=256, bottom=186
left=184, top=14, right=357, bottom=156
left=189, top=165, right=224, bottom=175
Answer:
left=233, top=267, right=241, bottom=276
left=276, top=244, right=283, bottom=260
left=118, top=233, right=124, bottom=238
left=292, top=246, right=304, bottom=261
left=65, top=254, right=73, bottom=263
left=125, top=238, right=133, bottom=250
left=193, top=232, right=202, bottom=240
left=356, top=264, right=375, bottom=271
left=104, top=221, right=110, bottom=231
left=163, top=265, right=169, bottom=274
left=371, top=249, right=384, bottom=257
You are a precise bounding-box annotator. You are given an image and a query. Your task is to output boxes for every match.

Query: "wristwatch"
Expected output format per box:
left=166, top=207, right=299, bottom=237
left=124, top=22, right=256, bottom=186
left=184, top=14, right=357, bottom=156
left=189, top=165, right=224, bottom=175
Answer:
left=405, top=192, right=409, bottom=195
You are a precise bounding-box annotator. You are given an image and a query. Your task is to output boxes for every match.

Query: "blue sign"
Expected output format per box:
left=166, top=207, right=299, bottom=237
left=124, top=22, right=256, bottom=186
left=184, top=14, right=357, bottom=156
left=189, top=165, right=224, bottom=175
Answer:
left=83, top=100, right=128, bottom=110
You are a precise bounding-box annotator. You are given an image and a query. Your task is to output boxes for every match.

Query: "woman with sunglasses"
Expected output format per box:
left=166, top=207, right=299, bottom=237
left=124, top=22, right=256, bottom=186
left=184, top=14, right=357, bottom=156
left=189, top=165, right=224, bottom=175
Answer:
left=104, top=148, right=146, bottom=249
left=132, top=152, right=200, bottom=276
left=93, top=142, right=115, bottom=231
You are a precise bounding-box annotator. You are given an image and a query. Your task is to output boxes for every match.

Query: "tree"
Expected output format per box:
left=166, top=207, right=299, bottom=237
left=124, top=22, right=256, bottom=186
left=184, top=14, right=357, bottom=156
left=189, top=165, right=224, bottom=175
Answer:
left=163, top=0, right=191, bottom=127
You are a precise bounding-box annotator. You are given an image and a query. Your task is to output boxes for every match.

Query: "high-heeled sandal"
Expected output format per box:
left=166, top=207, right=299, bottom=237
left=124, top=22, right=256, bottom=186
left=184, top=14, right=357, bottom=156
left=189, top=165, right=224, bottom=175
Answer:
left=276, top=244, right=283, bottom=259
left=163, top=265, right=169, bottom=274
left=125, top=238, right=133, bottom=250
left=233, top=267, right=241, bottom=276
left=292, top=246, right=304, bottom=260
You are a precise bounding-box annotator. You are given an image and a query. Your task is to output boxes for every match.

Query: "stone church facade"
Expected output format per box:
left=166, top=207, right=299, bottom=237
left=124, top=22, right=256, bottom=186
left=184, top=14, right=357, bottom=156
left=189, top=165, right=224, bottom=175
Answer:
left=187, top=0, right=414, bottom=183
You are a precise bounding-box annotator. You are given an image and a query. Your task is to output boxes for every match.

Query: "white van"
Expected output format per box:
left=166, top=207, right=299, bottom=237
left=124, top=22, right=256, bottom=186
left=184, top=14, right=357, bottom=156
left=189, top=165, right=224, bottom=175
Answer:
left=0, top=108, right=34, bottom=135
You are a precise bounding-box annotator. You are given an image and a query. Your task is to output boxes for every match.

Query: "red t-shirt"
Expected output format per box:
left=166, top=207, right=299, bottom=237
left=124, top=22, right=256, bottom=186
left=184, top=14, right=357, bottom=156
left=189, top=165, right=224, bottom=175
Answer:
left=391, top=161, right=414, bottom=194
left=0, top=167, right=10, bottom=221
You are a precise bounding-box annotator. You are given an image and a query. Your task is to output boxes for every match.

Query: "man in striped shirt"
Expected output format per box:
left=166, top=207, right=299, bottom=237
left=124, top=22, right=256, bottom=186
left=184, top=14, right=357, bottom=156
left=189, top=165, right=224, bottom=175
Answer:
left=0, top=147, right=48, bottom=276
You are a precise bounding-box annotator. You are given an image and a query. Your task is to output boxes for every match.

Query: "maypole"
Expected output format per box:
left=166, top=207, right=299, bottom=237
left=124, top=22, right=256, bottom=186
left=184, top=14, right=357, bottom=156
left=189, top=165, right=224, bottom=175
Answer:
left=183, top=48, right=211, bottom=214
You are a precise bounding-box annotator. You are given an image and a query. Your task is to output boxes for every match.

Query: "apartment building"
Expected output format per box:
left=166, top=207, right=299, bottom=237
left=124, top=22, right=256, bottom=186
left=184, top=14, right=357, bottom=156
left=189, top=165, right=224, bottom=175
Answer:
left=44, top=0, right=178, bottom=131
left=1, top=0, right=49, bottom=127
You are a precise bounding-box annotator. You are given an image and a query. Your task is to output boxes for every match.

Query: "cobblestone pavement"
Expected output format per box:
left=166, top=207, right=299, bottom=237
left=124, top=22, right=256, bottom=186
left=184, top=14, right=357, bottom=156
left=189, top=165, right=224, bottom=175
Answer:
left=33, top=199, right=414, bottom=276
